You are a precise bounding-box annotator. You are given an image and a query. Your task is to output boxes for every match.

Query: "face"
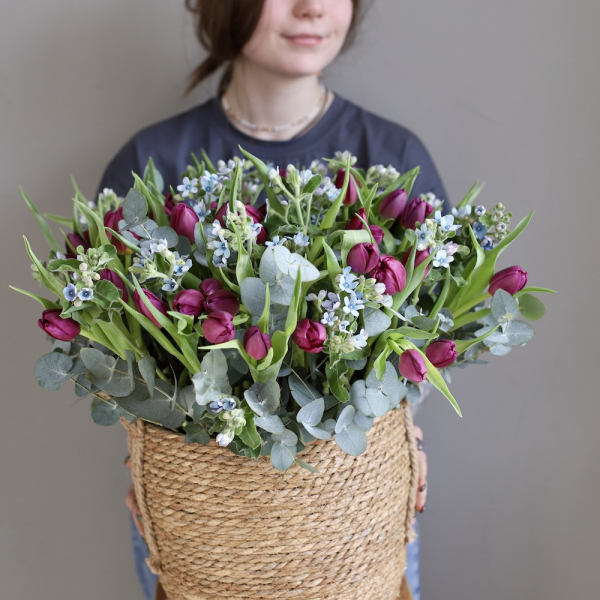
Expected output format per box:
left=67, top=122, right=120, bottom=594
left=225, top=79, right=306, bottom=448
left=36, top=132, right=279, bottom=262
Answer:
left=241, top=0, right=354, bottom=78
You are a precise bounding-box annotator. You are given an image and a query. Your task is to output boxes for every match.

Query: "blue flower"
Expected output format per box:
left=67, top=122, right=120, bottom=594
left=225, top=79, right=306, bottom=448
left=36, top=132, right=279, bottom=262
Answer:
left=162, top=279, right=178, bottom=292
left=472, top=221, right=488, bottom=240
left=435, top=211, right=461, bottom=233
left=293, top=232, right=309, bottom=247
left=415, top=224, right=432, bottom=251
left=265, top=235, right=288, bottom=247
left=343, top=293, right=365, bottom=317
left=351, top=328, right=369, bottom=349
left=216, top=432, right=234, bottom=447
left=474, top=205, right=486, bottom=217
left=339, top=320, right=351, bottom=332
left=221, top=398, right=236, bottom=411
left=200, top=171, right=220, bottom=195
left=322, top=292, right=341, bottom=311
left=191, top=200, right=210, bottom=223
left=63, top=283, right=77, bottom=302
left=338, top=267, right=359, bottom=292
left=78, top=287, right=94, bottom=301
left=432, top=249, right=454, bottom=269
left=480, top=235, right=498, bottom=251
left=177, top=177, right=198, bottom=198
left=321, top=312, right=339, bottom=327
left=213, top=235, right=230, bottom=259
left=173, top=259, right=192, bottom=276
left=209, top=400, right=224, bottom=414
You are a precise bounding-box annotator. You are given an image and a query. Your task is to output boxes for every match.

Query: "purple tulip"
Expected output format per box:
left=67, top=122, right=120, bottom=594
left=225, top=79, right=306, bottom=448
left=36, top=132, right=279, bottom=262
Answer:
left=103, top=207, right=129, bottom=254
left=334, top=169, right=359, bottom=206
left=133, top=289, right=169, bottom=328
left=243, top=326, right=272, bottom=360
left=199, top=278, right=223, bottom=298
left=292, top=318, right=327, bottom=354
left=400, top=197, right=435, bottom=230
left=65, top=231, right=90, bottom=259
left=164, top=193, right=175, bottom=217
left=202, top=311, right=235, bottom=344
left=425, top=340, right=458, bottom=369
left=488, top=266, right=528, bottom=296
left=173, top=289, right=205, bottom=320
left=370, top=255, right=407, bottom=295
left=347, top=243, right=380, bottom=274
left=100, top=268, right=129, bottom=303
left=345, top=208, right=384, bottom=244
left=401, top=248, right=431, bottom=279
left=170, top=203, right=199, bottom=242
left=37, top=309, right=81, bottom=341
left=378, top=189, right=408, bottom=220
left=398, top=349, right=428, bottom=383
left=204, top=289, right=240, bottom=316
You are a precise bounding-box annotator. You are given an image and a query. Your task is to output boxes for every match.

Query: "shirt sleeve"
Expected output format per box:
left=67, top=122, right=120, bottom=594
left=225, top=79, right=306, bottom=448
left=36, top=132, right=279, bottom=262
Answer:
left=402, top=133, right=451, bottom=212
left=95, top=137, right=141, bottom=199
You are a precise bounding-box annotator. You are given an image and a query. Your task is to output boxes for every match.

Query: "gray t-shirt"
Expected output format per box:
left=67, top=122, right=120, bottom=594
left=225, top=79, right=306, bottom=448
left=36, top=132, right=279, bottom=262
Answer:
left=96, top=93, right=448, bottom=205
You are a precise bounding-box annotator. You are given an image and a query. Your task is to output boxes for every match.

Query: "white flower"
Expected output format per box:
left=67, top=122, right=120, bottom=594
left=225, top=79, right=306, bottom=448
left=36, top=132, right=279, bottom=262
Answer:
left=321, top=312, right=339, bottom=327
left=415, top=224, right=433, bottom=251
left=177, top=177, right=198, bottom=198
left=210, top=219, right=222, bottom=237
left=200, top=171, right=220, bottom=195
left=444, top=242, right=459, bottom=256
left=432, top=249, right=454, bottom=269
left=351, top=328, right=369, bottom=349
left=434, top=211, right=461, bottom=233
left=338, top=267, right=359, bottom=293
left=338, top=320, right=351, bottom=333
left=293, top=232, right=309, bottom=247
left=322, top=292, right=341, bottom=311
left=216, top=432, right=234, bottom=447
left=306, top=290, right=327, bottom=302
left=299, top=169, right=313, bottom=186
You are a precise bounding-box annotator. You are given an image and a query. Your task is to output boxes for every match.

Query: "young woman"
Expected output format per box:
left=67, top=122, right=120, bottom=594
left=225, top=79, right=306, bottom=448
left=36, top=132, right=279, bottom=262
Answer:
left=99, top=2, right=442, bottom=598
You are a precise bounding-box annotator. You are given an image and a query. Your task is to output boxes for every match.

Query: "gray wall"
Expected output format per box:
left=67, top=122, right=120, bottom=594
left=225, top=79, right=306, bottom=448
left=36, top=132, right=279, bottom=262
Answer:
left=1, top=1, right=598, bottom=598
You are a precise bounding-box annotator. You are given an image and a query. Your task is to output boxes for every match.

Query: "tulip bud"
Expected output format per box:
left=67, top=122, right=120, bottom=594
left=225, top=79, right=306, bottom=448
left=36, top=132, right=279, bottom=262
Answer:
left=291, top=318, right=327, bottom=354
left=400, top=197, right=435, bottom=230
left=379, top=189, right=408, bottom=220
left=347, top=243, right=380, bottom=274
left=100, top=268, right=129, bottom=303
left=204, top=289, right=240, bottom=316
left=345, top=208, right=384, bottom=244
left=243, top=326, right=272, bottom=360
left=202, top=311, right=235, bottom=344
left=425, top=340, right=458, bottom=369
left=401, top=248, right=431, bottom=279
left=65, top=232, right=90, bottom=259
left=170, top=203, right=199, bottom=242
left=163, top=193, right=175, bottom=217
left=103, top=207, right=129, bottom=254
left=370, top=255, right=407, bottom=295
left=488, top=266, right=528, bottom=296
left=398, top=349, right=427, bottom=383
left=173, top=289, right=205, bottom=320
left=199, top=278, right=223, bottom=297
left=37, top=309, right=81, bottom=341
left=334, top=169, right=359, bottom=206
left=133, top=289, right=169, bottom=328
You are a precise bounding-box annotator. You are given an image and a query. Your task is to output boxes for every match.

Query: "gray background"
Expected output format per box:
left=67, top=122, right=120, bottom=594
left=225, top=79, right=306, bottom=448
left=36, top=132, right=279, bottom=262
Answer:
left=1, top=0, right=598, bottom=598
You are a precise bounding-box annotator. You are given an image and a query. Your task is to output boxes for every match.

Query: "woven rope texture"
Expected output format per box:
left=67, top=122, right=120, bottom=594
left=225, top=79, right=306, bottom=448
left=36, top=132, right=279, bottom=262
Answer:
left=125, top=400, right=418, bottom=600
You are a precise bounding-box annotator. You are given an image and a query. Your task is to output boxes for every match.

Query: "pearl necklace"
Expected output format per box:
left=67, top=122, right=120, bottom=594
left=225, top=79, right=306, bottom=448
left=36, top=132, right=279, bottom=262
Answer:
left=221, top=85, right=328, bottom=134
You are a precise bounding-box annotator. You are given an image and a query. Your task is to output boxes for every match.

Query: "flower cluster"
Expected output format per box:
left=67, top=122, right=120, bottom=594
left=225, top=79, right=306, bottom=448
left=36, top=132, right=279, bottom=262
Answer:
left=17, top=148, right=551, bottom=473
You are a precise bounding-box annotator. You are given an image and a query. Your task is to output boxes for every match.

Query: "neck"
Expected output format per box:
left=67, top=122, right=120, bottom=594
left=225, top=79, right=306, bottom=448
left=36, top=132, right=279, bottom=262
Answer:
left=223, top=58, right=328, bottom=141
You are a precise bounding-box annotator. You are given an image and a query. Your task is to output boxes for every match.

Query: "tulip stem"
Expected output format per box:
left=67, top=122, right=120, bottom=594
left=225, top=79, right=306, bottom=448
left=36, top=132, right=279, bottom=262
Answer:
left=453, top=292, right=490, bottom=318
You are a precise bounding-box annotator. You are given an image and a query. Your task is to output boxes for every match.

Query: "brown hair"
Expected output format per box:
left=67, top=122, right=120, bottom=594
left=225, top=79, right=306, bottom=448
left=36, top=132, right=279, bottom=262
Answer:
left=184, top=0, right=365, bottom=96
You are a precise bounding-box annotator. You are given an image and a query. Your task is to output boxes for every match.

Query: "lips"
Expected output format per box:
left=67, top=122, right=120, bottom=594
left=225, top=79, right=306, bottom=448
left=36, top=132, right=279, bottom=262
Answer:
left=283, top=34, right=325, bottom=46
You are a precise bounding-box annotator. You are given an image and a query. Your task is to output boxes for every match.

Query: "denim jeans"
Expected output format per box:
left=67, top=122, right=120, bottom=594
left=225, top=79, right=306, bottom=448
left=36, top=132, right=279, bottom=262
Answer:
left=131, top=517, right=420, bottom=600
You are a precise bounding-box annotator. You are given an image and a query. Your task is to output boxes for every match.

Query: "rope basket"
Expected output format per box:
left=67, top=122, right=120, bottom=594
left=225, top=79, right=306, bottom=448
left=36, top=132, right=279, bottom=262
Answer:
left=124, top=399, right=419, bottom=600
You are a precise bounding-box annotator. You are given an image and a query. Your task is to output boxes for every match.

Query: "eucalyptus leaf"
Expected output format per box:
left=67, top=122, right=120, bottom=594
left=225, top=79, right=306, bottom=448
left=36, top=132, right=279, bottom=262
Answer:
left=491, top=289, right=519, bottom=324
left=138, top=356, right=156, bottom=397
left=363, top=308, right=392, bottom=337
left=296, top=397, right=325, bottom=427
left=353, top=412, right=374, bottom=431
left=80, top=348, right=116, bottom=380
left=255, top=414, right=285, bottom=434
left=244, top=380, right=280, bottom=416
left=270, top=442, right=296, bottom=471
left=335, top=405, right=356, bottom=434
left=179, top=385, right=196, bottom=413
left=335, top=423, right=367, bottom=456
left=288, top=374, right=322, bottom=407
left=350, top=379, right=373, bottom=417
left=272, top=428, right=298, bottom=447
left=241, top=277, right=267, bottom=315
left=88, top=357, right=135, bottom=398
left=34, top=352, right=73, bottom=391
left=151, top=226, right=179, bottom=248
left=303, top=423, right=331, bottom=440
left=91, top=397, right=122, bottom=426
left=184, top=423, right=211, bottom=445
left=122, top=189, right=148, bottom=226
left=502, top=320, right=535, bottom=346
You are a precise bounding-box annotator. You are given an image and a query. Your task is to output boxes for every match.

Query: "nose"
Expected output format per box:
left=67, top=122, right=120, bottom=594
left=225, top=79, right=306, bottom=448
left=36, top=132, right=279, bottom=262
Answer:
left=293, top=0, right=325, bottom=19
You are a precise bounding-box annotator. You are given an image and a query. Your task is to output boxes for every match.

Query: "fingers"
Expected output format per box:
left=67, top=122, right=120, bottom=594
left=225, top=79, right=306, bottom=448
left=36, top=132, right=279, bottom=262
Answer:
left=414, top=425, right=428, bottom=514
left=125, top=483, right=146, bottom=538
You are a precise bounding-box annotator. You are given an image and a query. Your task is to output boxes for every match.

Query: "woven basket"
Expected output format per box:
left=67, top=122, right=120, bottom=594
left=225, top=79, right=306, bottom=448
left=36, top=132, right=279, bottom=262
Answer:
left=124, top=399, right=419, bottom=600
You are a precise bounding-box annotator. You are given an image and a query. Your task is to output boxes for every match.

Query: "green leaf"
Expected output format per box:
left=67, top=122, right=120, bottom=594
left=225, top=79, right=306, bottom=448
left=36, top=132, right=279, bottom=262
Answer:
left=23, top=236, right=64, bottom=296
left=9, top=286, right=60, bottom=310
left=335, top=422, right=367, bottom=456
left=80, top=348, right=116, bottom=379
left=238, top=414, right=262, bottom=449
left=456, top=180, right=485, bottom=209
left=88, top=356, right=135, bottom=398
left=335, top=405, right=356, bottom=433
left=122, top=189, right=148, bottom=227
left=363, top=308, right=392, bottom=337
left=322, top=241, right=342, bottom=279
left=184, top=423, right=211, bottom=445
left=270, top=442, right=296, bottom=471
left=515, top=286, right=556, bottom=296
left=295, top=459, right=320, bottom=474
left=518, top=294, right=547, bottom=321
left=392, top=327, right=438, bottom=340
left=491, top=289, right=519, bottom=324
left=137, top=356, right=156, bottom=398
left=20, top=188, right=61, bottom=253
left=91, top=397, right=122, bottom=426
left=326, top=361, right=349, bottom=403
left=244, top=380, right=280, bottom=416
left=303, top=174, right=322, bottom=194
left=502, top=320, right=535, bottom=346
left=296, top=397, right=325, bottom=427
left=241, top=277, right=267, bottom=316
left=34, top=352, right=73, bottom=391
left=303, top=423, right=331, bottom=440
left=43, top=213, right=75, bottom=228
left=288, top=373, right=322, bottom=406
left=151, top=226, right=179, bottom=248
left=254, top=414, right=285, bottom=434
left=200, top=349, right=229, bottom=382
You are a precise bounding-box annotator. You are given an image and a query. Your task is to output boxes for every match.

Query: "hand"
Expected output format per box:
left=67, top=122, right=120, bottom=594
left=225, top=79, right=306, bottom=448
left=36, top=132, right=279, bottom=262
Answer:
left=412, top=425, right=428, bottom=524
left=125, top=458, right=146, bottom=539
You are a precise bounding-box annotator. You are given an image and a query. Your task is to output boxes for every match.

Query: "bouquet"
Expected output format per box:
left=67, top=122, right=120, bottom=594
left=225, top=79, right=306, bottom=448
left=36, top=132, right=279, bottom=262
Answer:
left=13, top=149, right=553, bottom=472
